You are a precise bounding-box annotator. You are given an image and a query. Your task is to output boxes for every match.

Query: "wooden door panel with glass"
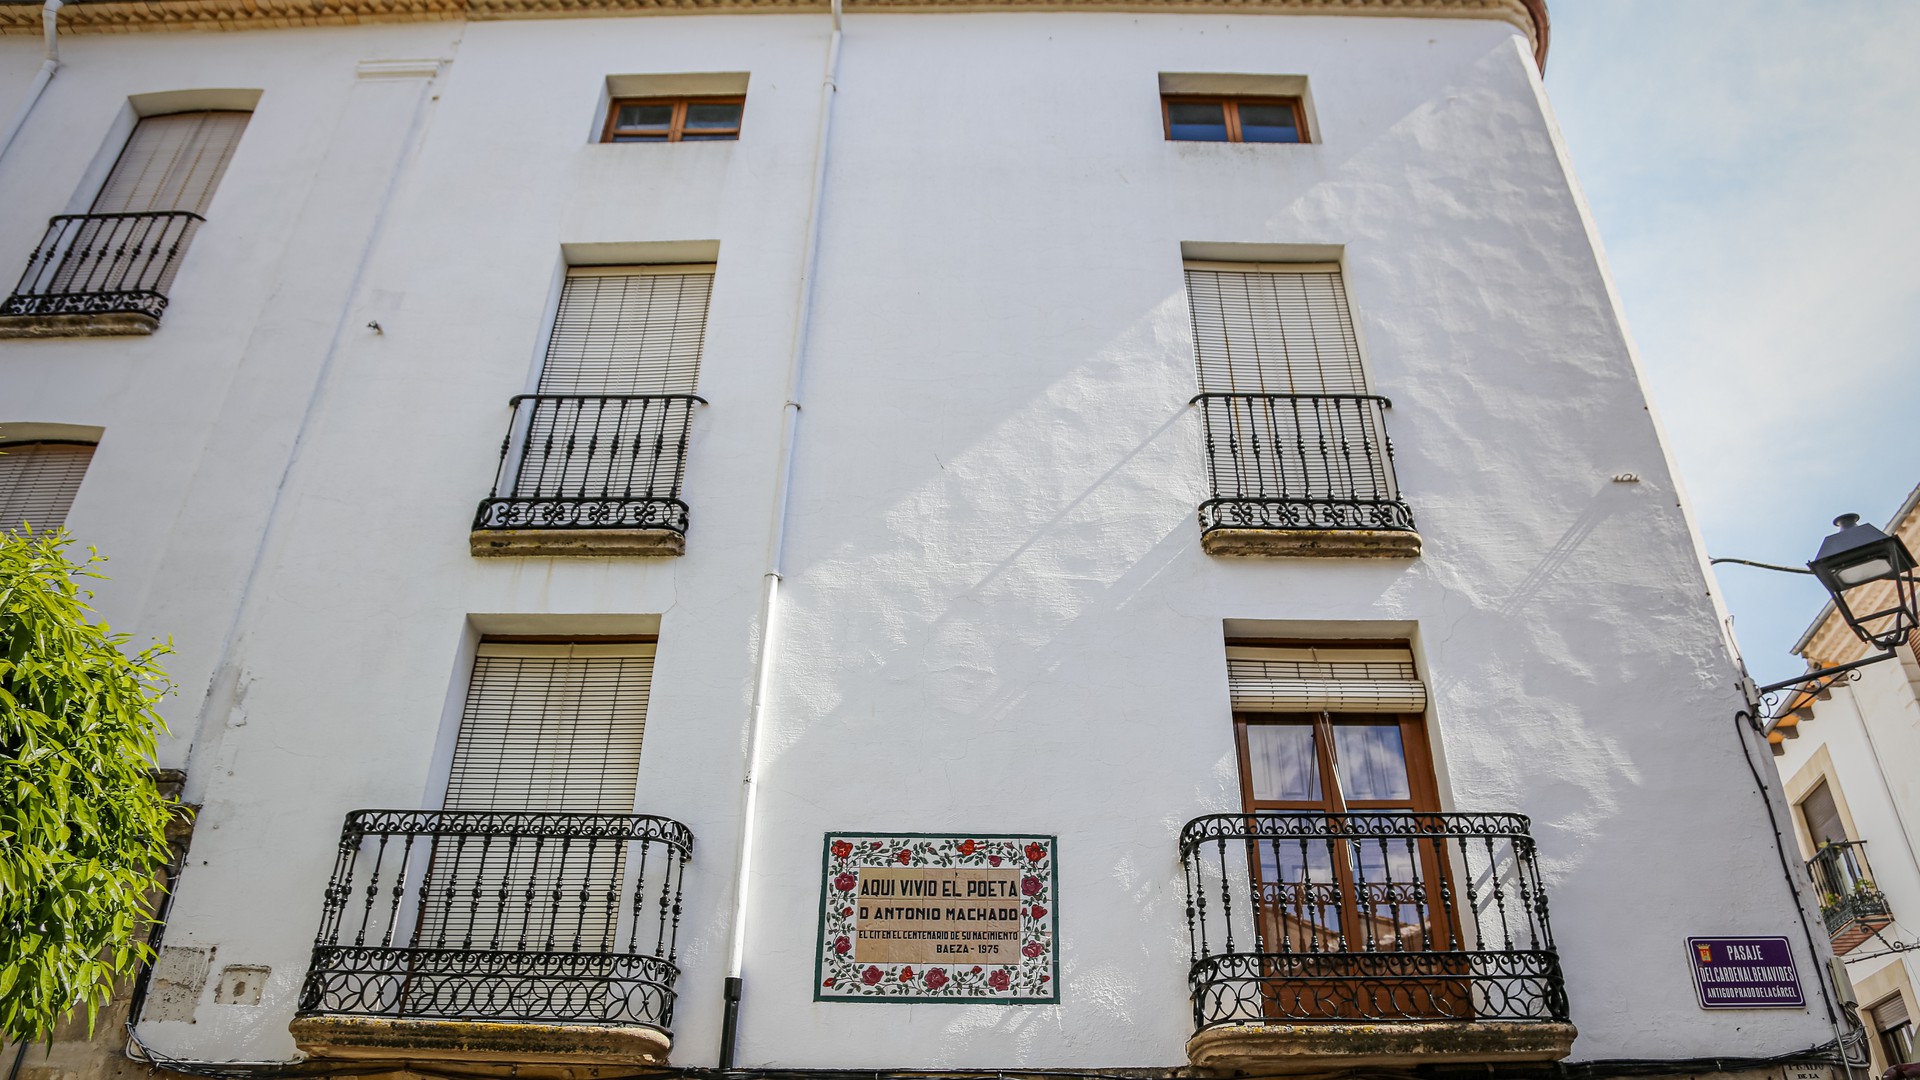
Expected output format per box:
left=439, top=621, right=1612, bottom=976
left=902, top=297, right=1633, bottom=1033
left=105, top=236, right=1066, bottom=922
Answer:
left=1234, top=712, right=1468, bottom=1020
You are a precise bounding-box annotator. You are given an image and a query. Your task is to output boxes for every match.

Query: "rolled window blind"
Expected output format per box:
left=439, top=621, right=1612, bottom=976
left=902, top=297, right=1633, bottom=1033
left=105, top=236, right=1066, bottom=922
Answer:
left=0, top=442, right=95, bottom=534
left=1185, top=264, right=1368, bottom=395
left=421, top=642, right=657, bottom=951
left=1875, top=993, right=1910, bottom=1030
left=1228, top=644, right=1427, bottom=713
left=537, top=267, right=712, bottom=396
left=92, top=111, right=250, bottom=216
left=443, top=642, right=656, bottom=813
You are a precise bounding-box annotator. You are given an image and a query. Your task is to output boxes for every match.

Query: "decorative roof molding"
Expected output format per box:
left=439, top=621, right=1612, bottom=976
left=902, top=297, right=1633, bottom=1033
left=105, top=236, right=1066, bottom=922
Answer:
left=0, top=0, right=1547, bottom=66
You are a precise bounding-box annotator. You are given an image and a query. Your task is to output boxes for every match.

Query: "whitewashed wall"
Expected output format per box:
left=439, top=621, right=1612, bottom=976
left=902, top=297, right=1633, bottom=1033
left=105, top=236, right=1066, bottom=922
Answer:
left=0, top=8, right=1839, bottom=1069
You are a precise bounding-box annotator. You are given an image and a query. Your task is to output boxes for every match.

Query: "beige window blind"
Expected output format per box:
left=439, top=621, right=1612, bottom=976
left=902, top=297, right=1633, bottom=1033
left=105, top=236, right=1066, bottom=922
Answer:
left=0, top=442, right=94, bottom=534
left=92, top=111, right=250, bottom=216
left=1799, top=781, right=1848, bottom=847
left=442, top=642, right=656, bottom=812
left=1227, top=644, right=1427, bottom=714
left=1184, top=263, right=1368, bottom=395
left=420, top=642, right=657, bottom=950
left=537, top=266, right=713, bottom=396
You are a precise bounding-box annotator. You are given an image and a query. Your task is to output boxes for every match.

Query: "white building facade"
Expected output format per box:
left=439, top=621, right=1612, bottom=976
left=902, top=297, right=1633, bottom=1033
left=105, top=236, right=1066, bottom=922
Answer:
left=1767, top=488, right=1920, bottom=1076
left=0, top=1, right=1855, bottom=1076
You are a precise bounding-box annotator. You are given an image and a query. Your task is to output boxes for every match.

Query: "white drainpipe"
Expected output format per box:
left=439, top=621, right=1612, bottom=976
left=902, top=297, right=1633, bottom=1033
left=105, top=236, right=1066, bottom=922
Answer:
left=717, top=0, right=842, bottom=1067
left=0, top=0, right=65, bottom=167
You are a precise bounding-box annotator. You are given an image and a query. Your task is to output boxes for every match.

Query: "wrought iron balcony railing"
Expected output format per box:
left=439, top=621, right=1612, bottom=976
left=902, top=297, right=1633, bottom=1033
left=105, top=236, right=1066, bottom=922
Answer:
left=1808, top=840, right=1892, bottom=946
left=298, top=809, right=693, bottom=1032
left=1193, top=392, right=1416, bottom=535
left=474, top=394, right=701, bottom=535
left=1180, top=811, right=1566, bottom=1030
left=2, top=211, right=204, bottom=321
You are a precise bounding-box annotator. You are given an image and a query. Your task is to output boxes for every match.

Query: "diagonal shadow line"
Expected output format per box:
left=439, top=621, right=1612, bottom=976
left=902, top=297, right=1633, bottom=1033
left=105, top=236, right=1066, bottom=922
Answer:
left=947, top=405, right=1194, bottom=608
left=1497, top=485, right=1625, bottom=618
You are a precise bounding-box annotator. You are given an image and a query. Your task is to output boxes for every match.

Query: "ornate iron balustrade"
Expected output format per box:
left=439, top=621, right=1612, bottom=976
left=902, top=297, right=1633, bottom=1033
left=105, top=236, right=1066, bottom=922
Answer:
left=2, top=211, right=204, bottom=320
left=474, top=394, right=702, bottom=534
left=298, top=809, right=693, bottom=1032
left=1180, top=811, right=1566, bottom=1030
left=1193, top=392, right=1415, bottom=534
left=1808, top=840, right=1892, bottom=941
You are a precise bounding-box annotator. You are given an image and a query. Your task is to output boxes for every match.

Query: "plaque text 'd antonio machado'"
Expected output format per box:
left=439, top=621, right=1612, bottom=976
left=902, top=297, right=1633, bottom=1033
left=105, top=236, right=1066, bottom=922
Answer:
left=854, top=866, right=1022, bottom=964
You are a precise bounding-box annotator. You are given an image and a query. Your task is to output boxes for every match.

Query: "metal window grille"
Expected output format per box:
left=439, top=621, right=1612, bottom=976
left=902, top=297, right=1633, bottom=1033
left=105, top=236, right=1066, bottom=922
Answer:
left=6, top=112, right=247, bottom=320
left=1185, top=264, right=1413, bottom=534
left=299, top=642, right=691, bottom=1032
left=473, top=269, right=711, bottom=534
left=1180, top=811, right=1567, bottom=1027
left=0, top=442, right=94, bottom=534
left=1227, top=645, right=1427, bottom=714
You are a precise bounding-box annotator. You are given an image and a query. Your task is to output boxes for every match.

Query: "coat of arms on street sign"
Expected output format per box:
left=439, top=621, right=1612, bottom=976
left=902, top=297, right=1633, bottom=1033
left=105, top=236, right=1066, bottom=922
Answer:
left=815, top=833, right=1059, bottom=1003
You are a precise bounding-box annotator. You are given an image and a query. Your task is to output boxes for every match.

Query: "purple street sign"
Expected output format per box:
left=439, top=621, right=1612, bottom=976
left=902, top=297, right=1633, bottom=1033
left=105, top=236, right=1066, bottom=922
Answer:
left=1686, top=936, right=1805, bottom=1009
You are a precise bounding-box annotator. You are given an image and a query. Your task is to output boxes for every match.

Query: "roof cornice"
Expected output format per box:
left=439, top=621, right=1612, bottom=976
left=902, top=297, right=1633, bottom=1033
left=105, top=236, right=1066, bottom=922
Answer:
left=0, top=0, right=1548, bottom=67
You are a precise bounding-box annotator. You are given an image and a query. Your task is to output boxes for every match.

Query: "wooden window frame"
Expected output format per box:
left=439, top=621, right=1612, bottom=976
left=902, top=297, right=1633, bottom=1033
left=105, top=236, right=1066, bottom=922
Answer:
left=602, top=95, right=745, bottom=144
left=1232, top=712, right=1441, bottom=817
left=1162, top=94, right=1308, bottom=144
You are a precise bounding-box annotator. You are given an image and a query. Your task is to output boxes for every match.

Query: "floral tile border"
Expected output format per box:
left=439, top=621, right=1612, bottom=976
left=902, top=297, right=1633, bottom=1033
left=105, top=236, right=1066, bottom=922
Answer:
left=814, top=832, right=1059, bottom=1004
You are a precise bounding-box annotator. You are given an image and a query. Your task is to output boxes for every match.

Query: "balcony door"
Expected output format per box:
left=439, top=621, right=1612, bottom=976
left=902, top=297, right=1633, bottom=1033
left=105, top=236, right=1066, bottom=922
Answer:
left=1234, top=713, right=1466, bottom=1020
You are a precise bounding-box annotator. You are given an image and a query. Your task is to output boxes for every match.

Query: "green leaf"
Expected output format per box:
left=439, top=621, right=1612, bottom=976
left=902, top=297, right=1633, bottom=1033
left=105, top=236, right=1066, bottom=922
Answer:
left=1, top=530, right=174, bottom=1044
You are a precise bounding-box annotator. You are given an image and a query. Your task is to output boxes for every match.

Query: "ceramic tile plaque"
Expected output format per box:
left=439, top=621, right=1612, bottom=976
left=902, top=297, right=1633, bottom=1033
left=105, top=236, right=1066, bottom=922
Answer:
left=815, top=833, right=1058, bottom=1003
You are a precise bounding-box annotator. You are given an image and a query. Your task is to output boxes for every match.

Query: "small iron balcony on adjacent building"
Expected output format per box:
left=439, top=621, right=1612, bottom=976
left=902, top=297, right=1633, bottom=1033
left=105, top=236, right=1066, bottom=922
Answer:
left=1808, top=839, right=1893, bottom=955
left=1179, top=810, right=1573, bottom=1074
left=291, top=809, right=693, bottom=1070
left=0, top=212, right=203, bottom=338
left=1193, top=392, right=1420, bottom=558
left=470, top=393, right=702, bottom=557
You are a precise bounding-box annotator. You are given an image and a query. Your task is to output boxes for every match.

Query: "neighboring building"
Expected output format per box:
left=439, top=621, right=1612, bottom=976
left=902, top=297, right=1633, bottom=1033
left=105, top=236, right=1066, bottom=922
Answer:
left=1768, top=486, right=1920, bottom=1076
left=0, top=1, right=1853, bottom=1078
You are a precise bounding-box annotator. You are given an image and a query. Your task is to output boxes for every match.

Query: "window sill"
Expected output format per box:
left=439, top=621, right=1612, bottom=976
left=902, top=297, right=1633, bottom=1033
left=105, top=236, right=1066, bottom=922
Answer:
left=0, top=312, right=158, bottom=338
left=1202, top=527, right=1422, bottom=559
left=470, top=527, right=685, bottom=558
left=290, top=1015, right=671, bottom=1071
left=1186, top=1020, right=1576, bottom=1074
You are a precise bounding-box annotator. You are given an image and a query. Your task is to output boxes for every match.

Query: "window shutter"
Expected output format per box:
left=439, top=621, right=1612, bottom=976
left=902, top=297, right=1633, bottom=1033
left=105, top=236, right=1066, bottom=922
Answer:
left=1227, top=645, right=1427, bottom=714
left=1800, top=781, right=1849, bottom=847
left=538, top=267, right=713, bottom=395
left=420, top=642, right=656, bottom=951
left=0, top=442, right=95, bottom=534
left=1184, top=264, right=1368, bottom=394
left=1877, top=994, right=1911, bottom=1030
left=443, top=642, right=655, bottom=813
left=92, top=111, right=250, bottom=216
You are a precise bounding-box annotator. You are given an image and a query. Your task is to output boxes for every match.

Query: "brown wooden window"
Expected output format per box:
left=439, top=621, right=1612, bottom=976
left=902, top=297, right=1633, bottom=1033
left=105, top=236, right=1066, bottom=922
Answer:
left=1162, top=95, right=1307, bottom=144
left=603, top=96, right=744, bottom=143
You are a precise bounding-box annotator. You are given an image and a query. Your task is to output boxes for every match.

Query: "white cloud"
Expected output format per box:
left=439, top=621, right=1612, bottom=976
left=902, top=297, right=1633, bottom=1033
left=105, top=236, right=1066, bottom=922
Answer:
left=1545, top=0, right=1920, bottom=681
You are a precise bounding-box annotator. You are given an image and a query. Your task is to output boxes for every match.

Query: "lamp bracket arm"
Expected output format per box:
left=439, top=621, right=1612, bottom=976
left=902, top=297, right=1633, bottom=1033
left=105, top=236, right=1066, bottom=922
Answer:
left=1756, top=650, right=1899, bottom=699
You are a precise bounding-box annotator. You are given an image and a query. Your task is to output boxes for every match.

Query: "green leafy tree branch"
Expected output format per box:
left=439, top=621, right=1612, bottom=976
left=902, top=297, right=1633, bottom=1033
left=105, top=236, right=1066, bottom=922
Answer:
left=1, top=530, right=177, bottom=1045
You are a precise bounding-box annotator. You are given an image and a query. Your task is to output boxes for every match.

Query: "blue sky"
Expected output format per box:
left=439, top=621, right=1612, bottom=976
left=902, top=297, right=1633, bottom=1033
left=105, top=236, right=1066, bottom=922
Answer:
left=1542, top=1, right=1920, bottom=686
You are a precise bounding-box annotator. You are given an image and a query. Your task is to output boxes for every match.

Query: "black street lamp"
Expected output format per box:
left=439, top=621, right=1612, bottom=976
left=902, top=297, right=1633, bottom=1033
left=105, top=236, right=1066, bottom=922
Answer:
left=1714, top=512, right=1920, bottom=700
left=1807, top=513, right=1918, bottom=653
